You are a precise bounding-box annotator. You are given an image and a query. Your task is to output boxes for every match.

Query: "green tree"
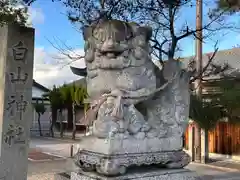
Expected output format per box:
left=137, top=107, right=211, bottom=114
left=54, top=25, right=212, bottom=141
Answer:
left=44, top=85, right=64, bottom=137
left=216, top=0, right=240, bottom=13
left=59, top=84, right=73, bottom=137
left=71, top=84, right=88, bottom=140
left=0, top=0, right=29, bottom=26
left=190, top=76, right=240, bottom=130
left=216, top=77, right=240, bottom=123
left=189, top=94, right=223, bottom=131
left=34, top=101, right=46, bottom=136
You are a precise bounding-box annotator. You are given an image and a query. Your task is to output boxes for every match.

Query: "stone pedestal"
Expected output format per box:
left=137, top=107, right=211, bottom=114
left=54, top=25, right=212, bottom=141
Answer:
left=74, top=136, right=190, bottom=176
left=0, top=25, right=34, bottom=180
left=71, top=168, right=202, bottom=180
left=67, top=136, right=201, bottom=180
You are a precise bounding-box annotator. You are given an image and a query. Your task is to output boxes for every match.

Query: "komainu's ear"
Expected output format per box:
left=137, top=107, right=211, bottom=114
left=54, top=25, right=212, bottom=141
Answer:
left=163, top=60, right=181, bottom=80
left=135, top=26, right=152, bottom=41
left=83, top=26, right=93, bottom=40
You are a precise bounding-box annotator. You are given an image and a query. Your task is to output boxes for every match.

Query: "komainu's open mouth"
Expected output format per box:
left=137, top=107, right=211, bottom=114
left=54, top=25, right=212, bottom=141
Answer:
left=101, top=51, right=123, bottom=58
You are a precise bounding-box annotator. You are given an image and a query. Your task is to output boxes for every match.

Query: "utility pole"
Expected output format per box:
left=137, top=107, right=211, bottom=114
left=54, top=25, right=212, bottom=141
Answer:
left=194, top=0, right=203, bottom=163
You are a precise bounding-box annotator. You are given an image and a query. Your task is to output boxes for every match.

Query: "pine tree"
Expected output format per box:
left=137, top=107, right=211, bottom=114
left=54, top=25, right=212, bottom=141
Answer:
left=216, top=0, right=240, bottom=13
left=0, top=0, right=30, bottom=26
left=34, top=101, right=46, bottom=136
left=190, top=76, right=240, bottom=131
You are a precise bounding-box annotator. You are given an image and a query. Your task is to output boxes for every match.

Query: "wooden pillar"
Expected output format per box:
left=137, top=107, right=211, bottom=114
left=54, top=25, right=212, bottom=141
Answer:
left=194, top=0, right=203, bottom=163
left=188, top=120, right=195, bottom=161
left=201, top=129, right=209, bottom=163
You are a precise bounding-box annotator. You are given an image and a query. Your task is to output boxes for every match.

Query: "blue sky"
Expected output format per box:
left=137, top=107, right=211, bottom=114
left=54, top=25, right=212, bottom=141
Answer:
left=30, top=1, right=240, bottom=88
left=32, top=1, right=84, bottom=49
left=30, top=1, right=86, bottom=88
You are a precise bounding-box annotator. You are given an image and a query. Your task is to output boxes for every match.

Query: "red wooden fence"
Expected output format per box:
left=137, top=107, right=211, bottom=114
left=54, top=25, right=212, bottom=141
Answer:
left=184, top=122, right=240, bottom=155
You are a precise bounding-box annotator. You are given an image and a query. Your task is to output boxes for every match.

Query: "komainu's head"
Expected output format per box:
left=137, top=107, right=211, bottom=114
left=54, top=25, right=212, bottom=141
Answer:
left=83, top=19, right=153, bottom=70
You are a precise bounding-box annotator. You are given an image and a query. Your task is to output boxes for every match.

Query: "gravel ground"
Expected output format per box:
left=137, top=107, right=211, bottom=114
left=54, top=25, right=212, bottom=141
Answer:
left=28, top=173, right=55, bottom=180
left=27, top=158, right=77, bottom=180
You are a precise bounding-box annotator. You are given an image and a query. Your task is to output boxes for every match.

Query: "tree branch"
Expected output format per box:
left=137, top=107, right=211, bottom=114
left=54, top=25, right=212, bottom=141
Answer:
left=190, top=44, right=219, bottom=83
left=46, top=37, right=84, bottom=69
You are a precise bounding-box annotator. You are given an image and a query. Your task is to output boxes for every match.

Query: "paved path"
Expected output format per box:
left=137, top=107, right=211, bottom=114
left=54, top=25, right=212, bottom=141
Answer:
left=30, top=137, right=80, bottom=158
left=30, top=137, right=78, bottom=148
left=186, top=162, right=240, bottom=179
left=207, top=159, right=240, bottom=171
left=27, top=160, right=240, bottom=180
left=28, top=137, right=240, bottom=180
left=27, top=158, right=76, bottom=180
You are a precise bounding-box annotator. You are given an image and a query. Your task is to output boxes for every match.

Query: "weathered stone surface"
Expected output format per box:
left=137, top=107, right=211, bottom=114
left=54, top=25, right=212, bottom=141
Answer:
left=83, top=20, right=155, bottom=102
left=0, top=25, right=34, bottom=180
left=71, top=168, right=202, bottom=180
left=80, top=19, right=190, bottom=142
left=72, top=19, right=191, bottom=177
left=74, top=137, right=190, bottom=176
left=74, top=150, right=190, bottom=176
left=75, top=136, right=183, bottom=155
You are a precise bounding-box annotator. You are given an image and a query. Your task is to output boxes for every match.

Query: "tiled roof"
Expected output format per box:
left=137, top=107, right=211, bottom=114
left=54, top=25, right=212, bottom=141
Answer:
left=33, top=79, right=50, bottom=92
left=181, top=48, right=240, bottom=78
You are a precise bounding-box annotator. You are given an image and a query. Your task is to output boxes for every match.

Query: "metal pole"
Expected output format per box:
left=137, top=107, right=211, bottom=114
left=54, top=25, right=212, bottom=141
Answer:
left=194, top=0, right=203, bottom=163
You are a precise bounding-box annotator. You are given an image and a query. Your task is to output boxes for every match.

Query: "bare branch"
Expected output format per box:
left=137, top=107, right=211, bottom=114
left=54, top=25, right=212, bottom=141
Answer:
left=151, top=38, right=169, bottom=56
left=190, top=43, right=219, bottom=83
left=46, top=37, right=84, bottom=69
left=55, top=0, right=239, bottom=81
left=176, top=5, right=235, bottom=42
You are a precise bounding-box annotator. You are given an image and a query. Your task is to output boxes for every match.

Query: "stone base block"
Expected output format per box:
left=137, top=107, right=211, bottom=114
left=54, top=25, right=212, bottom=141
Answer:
left=74, top=150, right=190, bottom=175
left=74, top=136, right=190, bottom=176
left=71, top=168, right=202, bottom=180
left=77, top=136, right=182, bottom=154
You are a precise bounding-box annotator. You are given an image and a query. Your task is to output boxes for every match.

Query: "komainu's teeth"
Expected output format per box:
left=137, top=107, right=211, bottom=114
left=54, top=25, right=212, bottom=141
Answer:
left=107, top=53, right=116, bottom=58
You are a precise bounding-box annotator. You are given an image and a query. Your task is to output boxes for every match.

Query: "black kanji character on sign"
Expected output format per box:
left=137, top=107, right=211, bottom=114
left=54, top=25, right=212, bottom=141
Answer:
left=4, top=124, right=25, bottom=146
left=9, top=67, right=28, bottom=84
left=6, top=95, right=28, bottom=120
left=12, top=41, right=28, bottom=62
left=6, top=95, right=16, bottom=116
left=16, top=95, right=28, bottom=121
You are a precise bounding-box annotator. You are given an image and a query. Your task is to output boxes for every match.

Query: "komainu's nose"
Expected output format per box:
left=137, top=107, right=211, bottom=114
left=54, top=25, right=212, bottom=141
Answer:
left=101, top=39, right=115, bottom=51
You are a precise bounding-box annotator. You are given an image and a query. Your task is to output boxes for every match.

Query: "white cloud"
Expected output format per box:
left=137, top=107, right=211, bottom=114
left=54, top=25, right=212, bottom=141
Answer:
left=34, top=47, right=86, bottom=89
left=8, top=3, right=44, bottom=26
left=27, top=7, right=45, bottom=26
